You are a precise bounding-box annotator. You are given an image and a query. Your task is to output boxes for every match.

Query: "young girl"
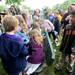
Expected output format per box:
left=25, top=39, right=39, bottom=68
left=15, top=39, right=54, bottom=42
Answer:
left=15, top=15, right=28, bottom=34
left=15, top=15, right=29, bottom=45
left=24, top=29, right=44, bottom=75
left=32, top=20, right=42, bottom=35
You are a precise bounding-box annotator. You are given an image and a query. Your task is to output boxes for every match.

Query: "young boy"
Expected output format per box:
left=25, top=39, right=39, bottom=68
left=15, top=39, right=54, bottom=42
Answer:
left=0, top=15, right=28, bottom=75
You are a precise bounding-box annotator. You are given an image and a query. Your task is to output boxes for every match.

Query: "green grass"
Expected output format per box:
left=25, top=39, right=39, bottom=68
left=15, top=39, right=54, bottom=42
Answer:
left=45, top=34, right=69, bottom=75
left=46, top=43, right=61, bottom=75
left=0, top=59, right=8, bottom=75
left=40, top=34, right=62, bottom=75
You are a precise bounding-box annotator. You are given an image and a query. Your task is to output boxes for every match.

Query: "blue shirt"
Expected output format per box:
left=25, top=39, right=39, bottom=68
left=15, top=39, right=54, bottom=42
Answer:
left=16, top=31, right=29, bottom=45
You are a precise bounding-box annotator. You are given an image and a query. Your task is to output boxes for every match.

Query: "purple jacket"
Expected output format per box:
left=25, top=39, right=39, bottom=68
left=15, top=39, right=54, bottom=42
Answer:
left=28, top=38, right=44, bottom=64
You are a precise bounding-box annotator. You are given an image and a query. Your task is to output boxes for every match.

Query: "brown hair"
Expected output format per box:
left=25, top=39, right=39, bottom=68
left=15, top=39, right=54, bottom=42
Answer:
left=15, top=15, right=28, bottom=33
left=34, top=9, right=40, bottom=15
left=2, top=15, right=18, bottom=32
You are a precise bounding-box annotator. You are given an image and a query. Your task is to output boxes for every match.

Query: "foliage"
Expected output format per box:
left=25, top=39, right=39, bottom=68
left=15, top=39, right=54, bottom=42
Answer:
left=0, top=5, right=6, bottom=12
left=6, top=0, right=24, bottom=5
left=52, top=0, right=75, bottom=11
left=42, top=7, right=51, bottom=14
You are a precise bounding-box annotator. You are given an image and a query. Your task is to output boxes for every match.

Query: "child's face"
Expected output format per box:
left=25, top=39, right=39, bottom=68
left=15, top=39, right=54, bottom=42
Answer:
left=35, top=10, right=40, bottom=16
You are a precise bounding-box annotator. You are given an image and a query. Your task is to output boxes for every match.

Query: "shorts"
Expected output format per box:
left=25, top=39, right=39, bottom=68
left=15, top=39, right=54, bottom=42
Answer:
left=25, top=62, right=41, bottom=75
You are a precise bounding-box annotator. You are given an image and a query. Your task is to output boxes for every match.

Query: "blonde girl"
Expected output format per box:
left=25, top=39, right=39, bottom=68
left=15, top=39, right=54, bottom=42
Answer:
left=15, top=15, right=29, bottom=45
left=15, top=15, right=28, bottom=34
left=24, top=29, right=44, bottom=75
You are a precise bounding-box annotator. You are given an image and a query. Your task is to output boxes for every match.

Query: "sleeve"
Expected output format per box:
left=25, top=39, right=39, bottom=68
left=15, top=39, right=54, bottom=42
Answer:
left=43, top=19, right=55, bottom=32
left=19, top=41, right=29, bottom=57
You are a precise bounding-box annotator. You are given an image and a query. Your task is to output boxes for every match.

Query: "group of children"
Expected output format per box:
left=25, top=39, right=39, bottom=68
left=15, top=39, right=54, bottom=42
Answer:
left=0, top=5, right=56, bottom=75
left=1, top=4, right=75, bottom=75
left=0, top=12, right=46, bottom=75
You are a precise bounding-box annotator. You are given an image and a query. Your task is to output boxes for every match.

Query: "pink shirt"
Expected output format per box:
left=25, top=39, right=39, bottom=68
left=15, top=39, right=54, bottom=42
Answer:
left=42, top=20, right=54, bottom=32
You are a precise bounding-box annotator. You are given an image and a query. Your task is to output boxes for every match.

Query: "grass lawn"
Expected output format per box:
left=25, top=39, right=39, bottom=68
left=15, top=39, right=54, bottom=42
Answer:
left=0, top=59, right=8, bottom=75
left=45, top=35, right=70, bottom=75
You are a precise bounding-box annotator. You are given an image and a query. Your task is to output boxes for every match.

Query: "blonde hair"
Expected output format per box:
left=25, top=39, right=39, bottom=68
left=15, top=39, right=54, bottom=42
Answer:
left=29, top=29, right=43, bottom=45
left=2, top=15, right=18, bottom=32
left=15, top=15, right=28, bottom=33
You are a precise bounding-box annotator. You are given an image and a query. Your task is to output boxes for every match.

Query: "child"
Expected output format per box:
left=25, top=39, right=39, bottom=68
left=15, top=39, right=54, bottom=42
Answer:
left=15, top=15, right=28, bottom=34
left=24, top=29, right=44, bottom=75
left=0, top=15, right=28, bottom=75
left=15, top=15, right=29, bottom=45
left=32, top=21, right=42, bottom=35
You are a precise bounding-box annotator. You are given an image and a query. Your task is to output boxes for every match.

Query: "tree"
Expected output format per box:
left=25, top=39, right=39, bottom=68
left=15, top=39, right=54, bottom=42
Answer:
left=6, top=0, right=24, bottom=5
left=52, top=0, right=75, bottom=11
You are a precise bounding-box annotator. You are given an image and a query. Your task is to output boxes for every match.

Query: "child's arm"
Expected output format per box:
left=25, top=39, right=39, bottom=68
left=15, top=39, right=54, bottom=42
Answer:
left=20, top=42, right=29, bottom=57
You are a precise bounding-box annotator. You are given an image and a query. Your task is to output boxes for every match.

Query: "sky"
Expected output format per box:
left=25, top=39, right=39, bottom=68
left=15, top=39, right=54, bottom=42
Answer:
left=0, top=0, right=67, bottom=9
left=23, top=0, right=67, bottom=9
